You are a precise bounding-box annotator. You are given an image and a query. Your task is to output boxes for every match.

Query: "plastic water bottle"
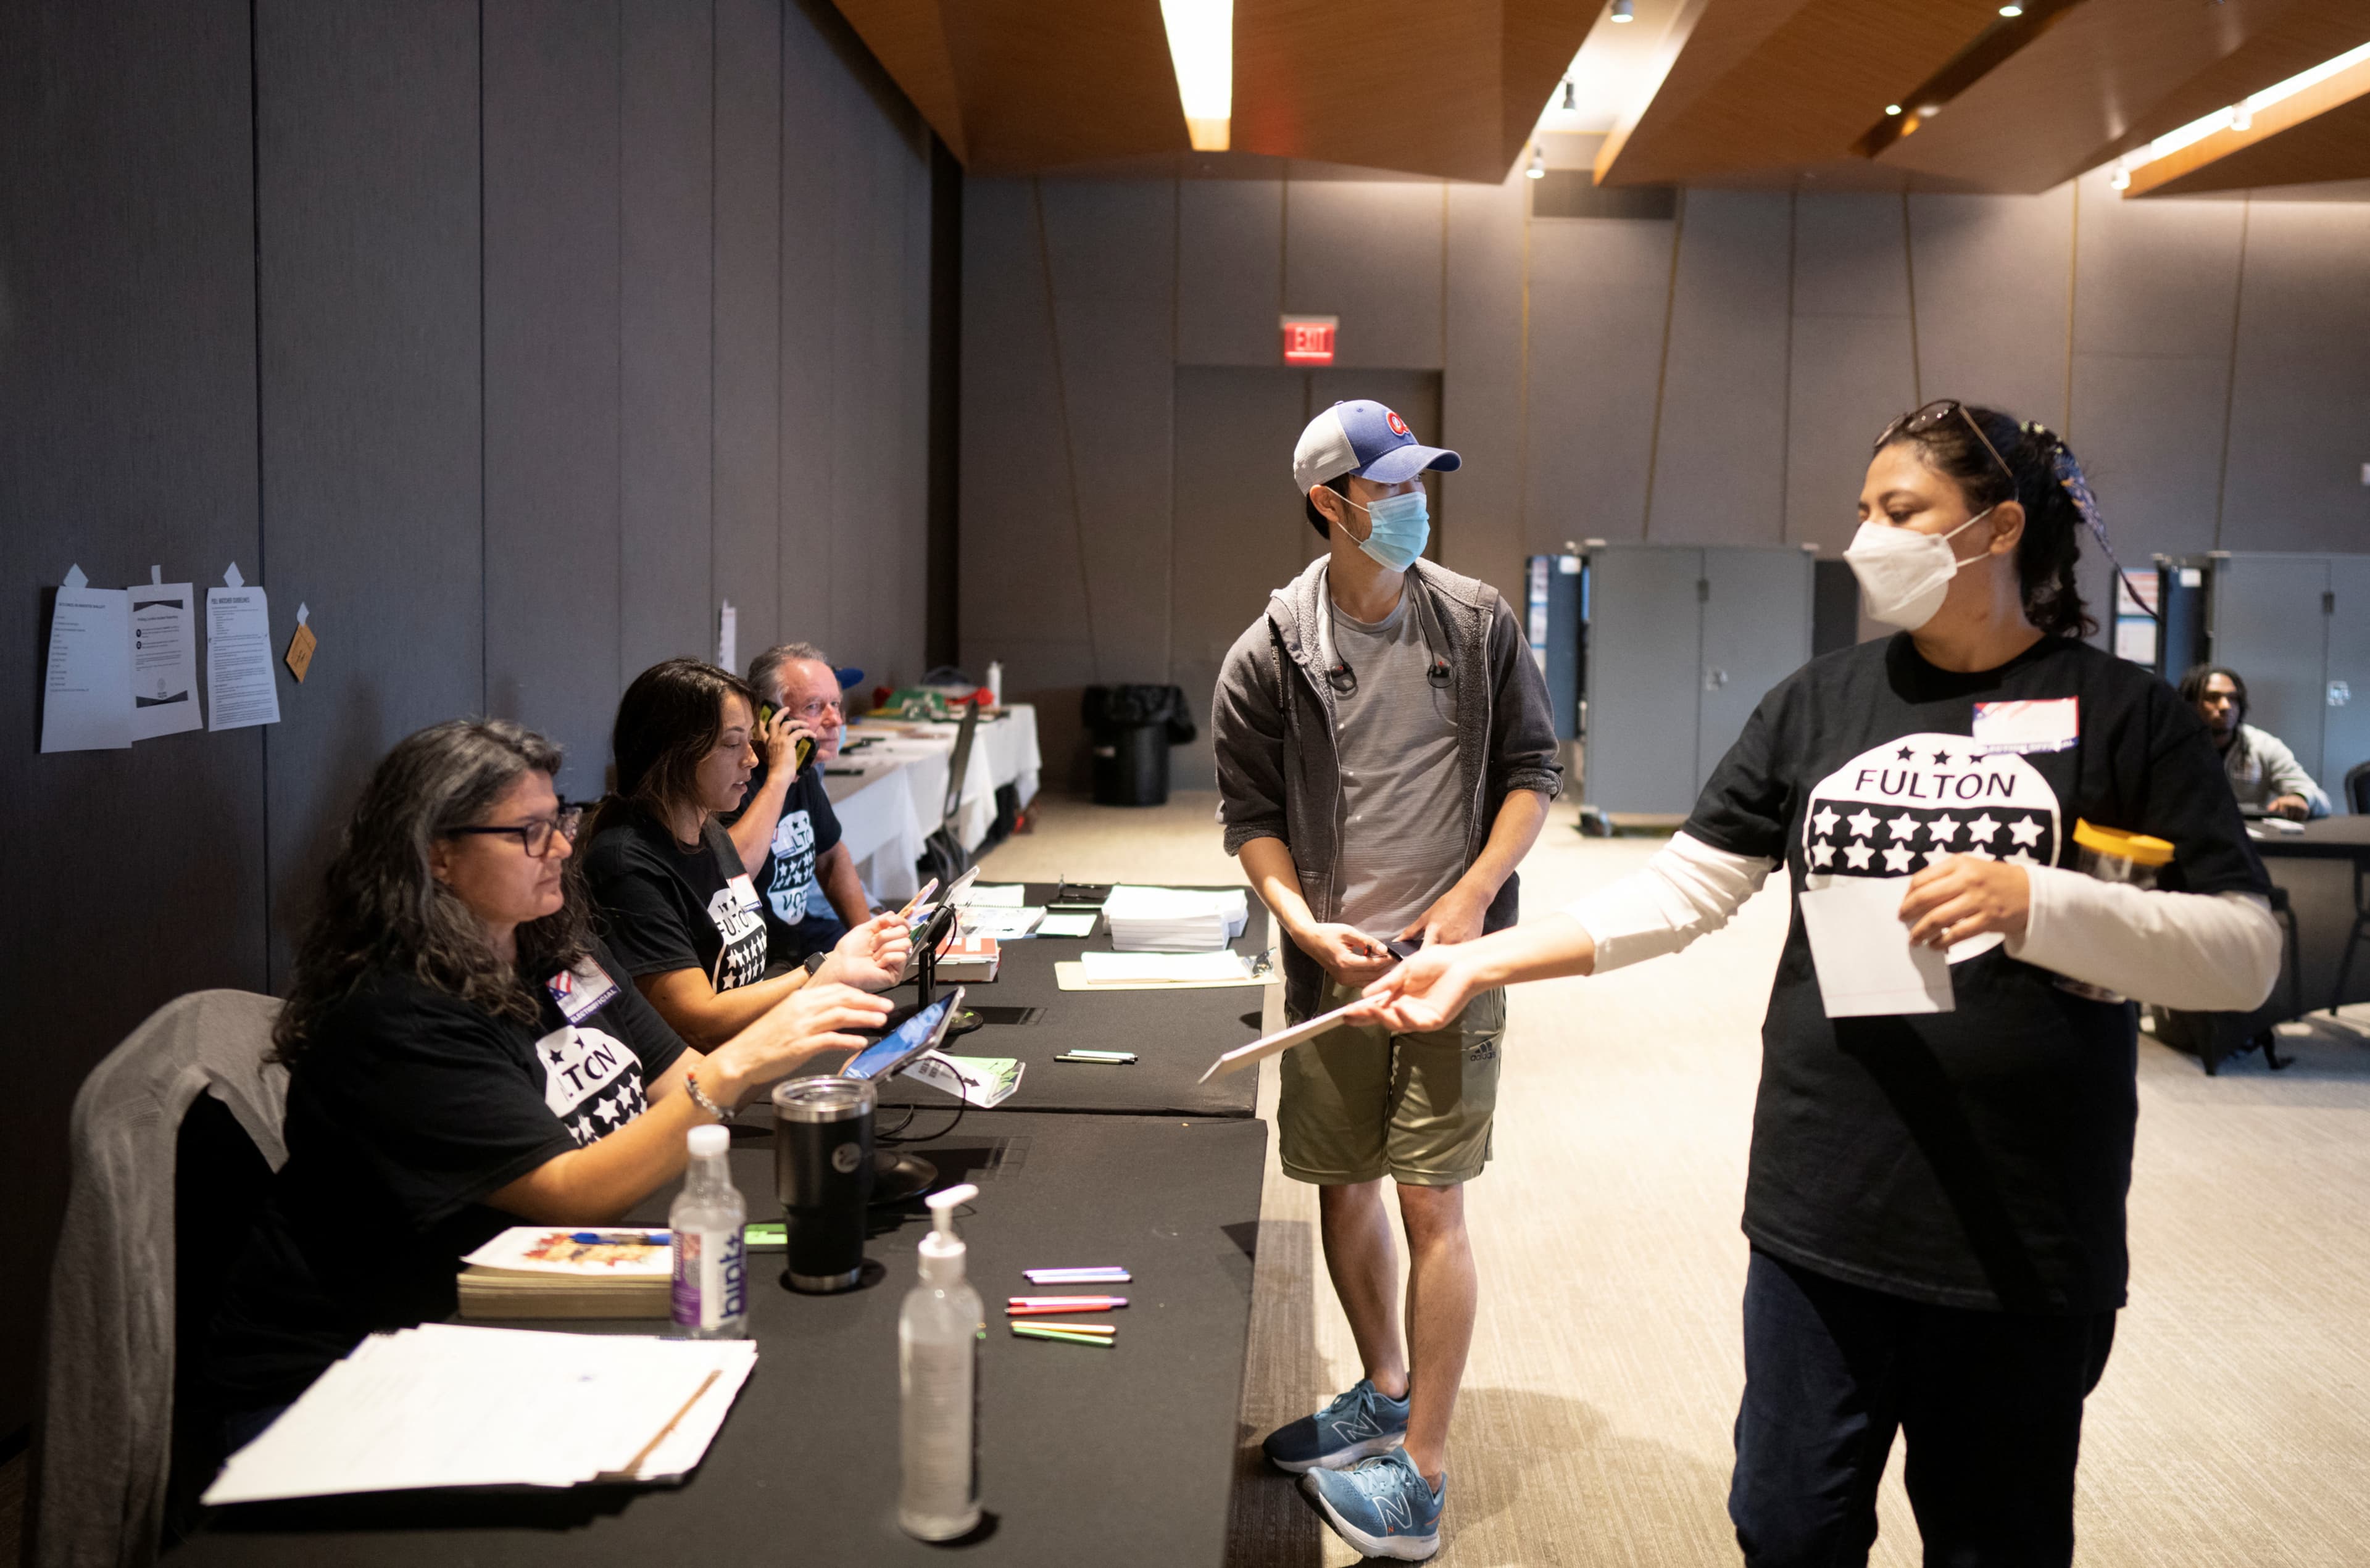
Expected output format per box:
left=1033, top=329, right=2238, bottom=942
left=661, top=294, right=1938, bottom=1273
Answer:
left=899, top=1182, right=983, bottom=1540
left=670, top=1123, right=747, bottom=1338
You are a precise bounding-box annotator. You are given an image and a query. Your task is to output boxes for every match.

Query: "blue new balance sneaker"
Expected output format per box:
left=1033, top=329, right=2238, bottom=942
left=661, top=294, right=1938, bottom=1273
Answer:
left=1302, top=1448, right=1445, bottom=1561
left=1260, top=1379, right=1410, bottom=1473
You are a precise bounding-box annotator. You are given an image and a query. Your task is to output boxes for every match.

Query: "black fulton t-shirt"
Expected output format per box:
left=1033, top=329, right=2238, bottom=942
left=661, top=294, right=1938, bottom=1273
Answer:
left=728, top=757, right=846, bottom=950
left=207, top=939, right=686, bottom=1407
left=582, top=807, right=768, bottom=990
left=1687, top=633, right=2266, bottom=1315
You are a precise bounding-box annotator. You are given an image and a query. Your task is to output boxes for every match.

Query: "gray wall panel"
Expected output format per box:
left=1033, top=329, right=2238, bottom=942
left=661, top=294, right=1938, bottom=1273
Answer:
left=2071, top=167, right=2245, bottom=360
left=1523, top=217, right=1676, bottom=549
left=777, top=0, right=834, bottom=655
left=621, top=0, right=716, bottom=681
left=1785, top=314, right=1918, bottom=552
left=717, top=0, right=783, bottom=667
left=254, top=0, right=484, bottom=974
left=1910, top=191, right=2074, bottom=429
left=1044, top=182, right=1177, bottom=685
left=2069, top=351, right=2229, bottom=557
left=0, top=0, right=267, bottom=1435
left=1440, top=175, right=1528, bottom=584
left=2221, top=201, right=2370, bottom=550
left=1650, top=191, right=1792, bottom=545
left=483, top=0, right=623, bottom=797
left=1283, top=181, right=1447, bottom=371
left=1792, top=193, right=1913, bottom=320
left=1178, top=179, right=1281, bottom=367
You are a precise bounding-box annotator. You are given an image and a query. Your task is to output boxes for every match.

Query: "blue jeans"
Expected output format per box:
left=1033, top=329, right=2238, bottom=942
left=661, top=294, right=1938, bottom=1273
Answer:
left=1729, top=1248, right=2115, bottom=1568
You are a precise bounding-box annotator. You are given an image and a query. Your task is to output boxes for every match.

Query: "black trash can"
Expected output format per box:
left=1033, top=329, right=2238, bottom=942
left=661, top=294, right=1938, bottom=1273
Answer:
left=1083, top=684, right=1197, bottom=807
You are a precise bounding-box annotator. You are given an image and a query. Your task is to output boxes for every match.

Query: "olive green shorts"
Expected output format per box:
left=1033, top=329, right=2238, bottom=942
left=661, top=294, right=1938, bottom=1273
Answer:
left=1276, top=979, right=1506, bottom=1188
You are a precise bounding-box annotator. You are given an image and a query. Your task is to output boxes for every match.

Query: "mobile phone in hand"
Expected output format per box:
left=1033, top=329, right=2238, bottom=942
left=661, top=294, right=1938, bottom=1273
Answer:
left=1381, top=936, right=1421, bottom=963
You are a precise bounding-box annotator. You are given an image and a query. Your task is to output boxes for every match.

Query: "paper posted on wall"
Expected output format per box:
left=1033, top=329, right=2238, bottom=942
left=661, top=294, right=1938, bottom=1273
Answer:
left=40, top=570, right=131, bottom=753
left=207, top=564, right=281, bottom=732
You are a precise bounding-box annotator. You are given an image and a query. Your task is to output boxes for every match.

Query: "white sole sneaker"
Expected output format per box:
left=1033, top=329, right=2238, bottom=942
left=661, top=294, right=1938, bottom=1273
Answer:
left=1267, top=1432, right=1405, bottom=1475
left=1302, top=1474, right=1440, bottom=1561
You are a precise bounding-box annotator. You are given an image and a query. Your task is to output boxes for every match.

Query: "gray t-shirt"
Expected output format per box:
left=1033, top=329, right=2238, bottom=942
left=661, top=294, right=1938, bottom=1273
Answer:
left=1328, top=586, right=1468, bottom=936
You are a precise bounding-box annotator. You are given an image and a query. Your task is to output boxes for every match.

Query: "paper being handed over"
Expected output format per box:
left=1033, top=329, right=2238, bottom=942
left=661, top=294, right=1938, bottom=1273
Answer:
left=1797, top=874, right=1955, bottom=1018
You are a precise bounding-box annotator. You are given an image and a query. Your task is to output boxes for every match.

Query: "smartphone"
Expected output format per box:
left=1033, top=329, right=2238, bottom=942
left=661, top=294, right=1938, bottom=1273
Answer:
left=1381, top=936, right=1421, bottom=962
left=793, top=734, right=817, bottom=773
left=839, top=989, right=964, bottom=1082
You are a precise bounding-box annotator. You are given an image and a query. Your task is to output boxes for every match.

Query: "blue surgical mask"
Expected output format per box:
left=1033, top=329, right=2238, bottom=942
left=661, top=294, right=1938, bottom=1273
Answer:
left=1346, top=489, right=1430, bottom=572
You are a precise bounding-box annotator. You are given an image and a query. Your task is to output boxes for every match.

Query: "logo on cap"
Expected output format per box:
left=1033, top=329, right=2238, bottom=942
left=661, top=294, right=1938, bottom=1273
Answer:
left=1385, top=410, right=1410, bottom=437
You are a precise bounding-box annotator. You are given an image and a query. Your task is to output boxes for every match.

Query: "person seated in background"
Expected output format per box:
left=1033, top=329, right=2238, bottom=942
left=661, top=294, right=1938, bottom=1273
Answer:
left=206, top=718, right=897, bottom=1441
left=583, top=658, right=910, bottom=1049
left=2180, top=663, right=2330, bottom=820
left=729, top=642, right=871, bottom=963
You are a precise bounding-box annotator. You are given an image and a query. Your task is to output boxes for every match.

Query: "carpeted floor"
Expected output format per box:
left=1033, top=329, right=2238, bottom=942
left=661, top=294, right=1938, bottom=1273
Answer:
left=981, top=790, right=2370, bottom=1567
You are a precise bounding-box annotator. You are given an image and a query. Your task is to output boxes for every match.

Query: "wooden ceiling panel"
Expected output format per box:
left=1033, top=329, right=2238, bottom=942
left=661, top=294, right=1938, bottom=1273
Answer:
left=828, top=0, right=1592, bottom=183
left=1876, top=0, right=2370, bottom=192
left=2131, top=46, right=2370, bottom=195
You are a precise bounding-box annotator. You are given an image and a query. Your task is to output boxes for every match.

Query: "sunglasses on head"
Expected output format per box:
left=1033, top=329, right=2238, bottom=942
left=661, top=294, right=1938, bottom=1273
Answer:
left=1875, top=400, right=2014, bottom=491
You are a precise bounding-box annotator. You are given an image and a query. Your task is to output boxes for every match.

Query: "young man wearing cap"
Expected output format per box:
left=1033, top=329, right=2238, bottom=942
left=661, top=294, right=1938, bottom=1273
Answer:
left=1212, top=400, right=1560, bottom=1559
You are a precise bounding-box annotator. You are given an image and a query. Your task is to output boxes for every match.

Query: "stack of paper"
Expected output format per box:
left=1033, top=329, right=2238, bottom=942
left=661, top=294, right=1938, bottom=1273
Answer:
left=457, top=1226, right=672, bottom=1320
left=957, top=905, right=1044, bottom=940
left=934, top=933, right=1002, bottom=981
left=1102, top=886, right=1250, bottom=952
left=202, top=1323, right=757, bottom=1502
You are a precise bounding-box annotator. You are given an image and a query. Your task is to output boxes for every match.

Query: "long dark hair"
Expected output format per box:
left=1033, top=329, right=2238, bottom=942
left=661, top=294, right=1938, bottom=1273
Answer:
left=591, top=657, right=758, bottom=840
left=275, top=719, right=592, bottom=1064
left=1879, top=404, right=2097, bottom=640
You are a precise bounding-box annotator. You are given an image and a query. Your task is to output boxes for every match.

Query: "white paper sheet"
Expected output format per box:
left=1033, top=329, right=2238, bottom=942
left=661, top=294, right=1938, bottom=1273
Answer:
left=1199, top=1002, right=1358, bottom=1082
left=958, top=906, right=1044, bottom=939
left=1797, top=876, right=1955, bottom=1018
left=1079, top=949, right=1250, bottom=984
left=203, top=1324, right=757, bottom=1503
left=952, top=882, right=1026, bottom=906
left=127, top=581, right=202, bottom=740
left=40, top=582, right=132, bottom=752
left=1035, top=911, right=1098, bottom=938
left=206, top=579, right=281, bottom=731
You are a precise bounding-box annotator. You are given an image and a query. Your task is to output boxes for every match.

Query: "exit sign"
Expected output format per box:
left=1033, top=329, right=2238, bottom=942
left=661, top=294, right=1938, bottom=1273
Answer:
left=1281, top=315, right=1338, bottom=367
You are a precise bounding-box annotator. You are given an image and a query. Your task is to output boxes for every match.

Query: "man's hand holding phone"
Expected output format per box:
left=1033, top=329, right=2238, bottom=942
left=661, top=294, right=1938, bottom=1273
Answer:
left=757, top=703, right=819, bottom=777
left=1290, top=921, right=1395, bottom=987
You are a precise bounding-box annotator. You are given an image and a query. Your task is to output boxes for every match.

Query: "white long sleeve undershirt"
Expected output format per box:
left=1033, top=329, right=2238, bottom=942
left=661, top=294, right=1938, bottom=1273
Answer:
left=1566, top=831, right=2282, bottom=1013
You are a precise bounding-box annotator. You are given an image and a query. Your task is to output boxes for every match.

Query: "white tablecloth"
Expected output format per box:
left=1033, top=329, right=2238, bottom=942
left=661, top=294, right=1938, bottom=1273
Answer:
left=823, top=705, right=1042, bottom=899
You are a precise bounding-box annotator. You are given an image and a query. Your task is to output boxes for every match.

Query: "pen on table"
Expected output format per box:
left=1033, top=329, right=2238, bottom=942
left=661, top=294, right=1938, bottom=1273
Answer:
left=1025, top=1267, right=1131, bottom=1284
left=1055, top=1051, right=1136, bottom=1065
left=1008, top=1298, right=1128, bottom=1315
left=1011, top=1324, right=1115, bottom=1346
left=570, top=1230, right=667, bottom=1245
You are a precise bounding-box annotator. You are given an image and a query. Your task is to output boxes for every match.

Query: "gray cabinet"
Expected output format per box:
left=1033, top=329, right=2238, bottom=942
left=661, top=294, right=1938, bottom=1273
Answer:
left=1580, top=544, right=1816, bottom=815
left=2157, top=551, right=2370, bottom=807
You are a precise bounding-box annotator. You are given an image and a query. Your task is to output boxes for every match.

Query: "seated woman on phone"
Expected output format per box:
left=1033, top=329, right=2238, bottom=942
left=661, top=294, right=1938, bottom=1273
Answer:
left=206, top=719, right=899, bottom=1435
left=583, top=657, right=911, bottom=1049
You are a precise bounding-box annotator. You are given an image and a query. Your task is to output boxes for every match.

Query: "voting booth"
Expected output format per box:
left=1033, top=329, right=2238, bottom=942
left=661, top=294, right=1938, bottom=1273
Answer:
left=2155, top=551, right=2370, bottom=810
left=1573, top=544, right=1818, bottom=818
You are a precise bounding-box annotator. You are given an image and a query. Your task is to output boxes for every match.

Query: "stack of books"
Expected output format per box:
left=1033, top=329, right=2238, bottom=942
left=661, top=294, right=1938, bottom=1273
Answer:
left=455, top=1226, right=673, bottom=1320
left=933, top=932, right=1001, bottom=981
left=1102, top=886, right=1250, bottom=952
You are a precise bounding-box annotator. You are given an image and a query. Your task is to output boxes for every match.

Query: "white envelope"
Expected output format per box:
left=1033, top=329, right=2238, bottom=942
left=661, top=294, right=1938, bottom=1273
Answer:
left=1797, top=876, right=1955, bottom=1018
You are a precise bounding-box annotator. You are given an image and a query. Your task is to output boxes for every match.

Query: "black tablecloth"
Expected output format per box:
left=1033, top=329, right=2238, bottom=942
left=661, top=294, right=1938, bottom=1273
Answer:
left=2245, top=816, right=2370, bottom=860
left=870, top=884, right=1273, bottom=1119
left=172, top=1114, right=1269, bottom=1567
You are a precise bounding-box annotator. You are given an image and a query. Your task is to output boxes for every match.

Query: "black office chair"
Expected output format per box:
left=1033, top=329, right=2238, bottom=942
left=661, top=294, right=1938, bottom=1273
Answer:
left=916, top=697, right=983, bottom=890
left=2343, top=760, right=2370, bottom=816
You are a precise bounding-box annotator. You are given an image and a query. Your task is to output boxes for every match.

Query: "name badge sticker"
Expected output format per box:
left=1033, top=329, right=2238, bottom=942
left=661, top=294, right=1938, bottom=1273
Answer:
left=1970, top=697, right=2079, bottom=755
left=547, top=959, right=622, bottom=1024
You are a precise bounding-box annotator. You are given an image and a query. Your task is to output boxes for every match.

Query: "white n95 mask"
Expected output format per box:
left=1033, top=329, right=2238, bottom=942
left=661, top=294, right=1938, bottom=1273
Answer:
left=1842, top=508, right=1992, bottom=631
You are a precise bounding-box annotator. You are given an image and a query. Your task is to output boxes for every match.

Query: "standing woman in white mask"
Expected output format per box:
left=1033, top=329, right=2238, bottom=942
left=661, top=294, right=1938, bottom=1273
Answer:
left=1352, top=402, right=2282, bottom=1567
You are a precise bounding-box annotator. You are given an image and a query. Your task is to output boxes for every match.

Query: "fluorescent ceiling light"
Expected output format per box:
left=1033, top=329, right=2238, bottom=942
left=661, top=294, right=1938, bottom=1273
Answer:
left=1159, top=0, right=1233, bottom=152
left=2134, top=37, right=2370, bottom=166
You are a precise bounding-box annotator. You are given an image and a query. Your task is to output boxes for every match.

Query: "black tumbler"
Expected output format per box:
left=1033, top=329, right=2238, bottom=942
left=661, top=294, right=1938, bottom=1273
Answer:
left=771, top=1076, right=876, bottom=1292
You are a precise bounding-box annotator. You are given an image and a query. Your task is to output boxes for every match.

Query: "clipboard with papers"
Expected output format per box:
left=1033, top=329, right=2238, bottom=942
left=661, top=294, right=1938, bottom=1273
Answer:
left=1197, top=1001, right=1359, bottom=1083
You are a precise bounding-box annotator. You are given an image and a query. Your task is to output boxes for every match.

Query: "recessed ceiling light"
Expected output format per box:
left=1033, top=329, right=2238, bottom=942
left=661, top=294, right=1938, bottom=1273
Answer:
left=2110, top=167, right=2131, bottom=189
left=1562, top=79, right=1578, bottom=111
left=1918, top=104, right=1942, bottom=117
left=1884, top=104, right=1902, bottom=116
left=1610, top=0, right=1634, bottom=22
left=1998, top=3, right=2023, bottom=15
left=1528, top=144, right=1547, bottom=179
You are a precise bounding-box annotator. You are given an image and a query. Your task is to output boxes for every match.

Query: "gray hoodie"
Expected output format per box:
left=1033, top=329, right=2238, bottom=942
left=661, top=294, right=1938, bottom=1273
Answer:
left=1212, top=555, right=1563, bottom=1018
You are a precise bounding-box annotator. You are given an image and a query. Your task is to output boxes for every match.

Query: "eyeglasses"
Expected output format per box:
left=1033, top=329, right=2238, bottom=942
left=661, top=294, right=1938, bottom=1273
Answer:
left=1875, top=399, right=2014, bottom=491
left=446, top=803, right=583, bottom=858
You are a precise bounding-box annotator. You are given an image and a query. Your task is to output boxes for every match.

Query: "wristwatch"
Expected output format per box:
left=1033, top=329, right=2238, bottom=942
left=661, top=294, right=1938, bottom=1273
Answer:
left=802, top=952, right=829, bottom=977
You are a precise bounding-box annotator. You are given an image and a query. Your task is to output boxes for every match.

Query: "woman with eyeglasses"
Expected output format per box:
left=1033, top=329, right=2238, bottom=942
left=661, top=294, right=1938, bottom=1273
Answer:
left=1353, top=404, right=2282, bottom=1566
left=206, top=718, right=893, bottom=1436
left=582, top=658, right=909, bottom=1050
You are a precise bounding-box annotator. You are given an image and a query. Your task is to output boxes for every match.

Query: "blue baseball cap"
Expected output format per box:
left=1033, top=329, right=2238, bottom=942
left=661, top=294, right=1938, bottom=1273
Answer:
left=1291, top=400, right=1462, bottom=497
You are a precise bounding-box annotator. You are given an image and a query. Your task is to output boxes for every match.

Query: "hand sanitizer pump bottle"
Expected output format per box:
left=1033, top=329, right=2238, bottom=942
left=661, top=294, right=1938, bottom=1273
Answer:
left=899, top=1182, right=983, bottom=1541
